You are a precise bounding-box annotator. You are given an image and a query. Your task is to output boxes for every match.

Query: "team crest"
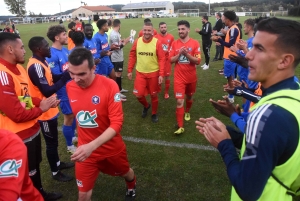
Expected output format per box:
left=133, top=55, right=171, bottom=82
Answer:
left=0, top=159, right=22, bottom=178
left=92, top=95, right=100, bottom=105
left=114, top=93, right=121, bottom=102
left=76, top=110, right=98, bottom=128
left=162, top=44, right=168, bottom=51
left=188, top=47, right=192, bottom=51
left=48, top=62, right=55, bottom=68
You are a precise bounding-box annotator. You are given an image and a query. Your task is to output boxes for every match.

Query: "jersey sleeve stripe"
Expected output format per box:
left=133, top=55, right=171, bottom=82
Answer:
left=246, top=104, right=271, bottom=144
left=0, top=71, right=9, bottom=86
left=34, top=63, right=44, bottom=78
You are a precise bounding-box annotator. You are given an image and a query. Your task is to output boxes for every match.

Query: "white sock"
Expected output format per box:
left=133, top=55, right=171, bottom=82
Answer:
left=57, top=161, right=60, bottom=167
left=52, top=171, right=58, bottom=176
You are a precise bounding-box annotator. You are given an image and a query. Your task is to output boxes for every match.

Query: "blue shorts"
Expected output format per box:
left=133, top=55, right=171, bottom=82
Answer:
left=237, top=65, right=249, bottom=83
left=60, top=100, right=73, bottom=115
left=224, top=59, right=237, bottom=78
left=97, top=62, right=114, bottom=77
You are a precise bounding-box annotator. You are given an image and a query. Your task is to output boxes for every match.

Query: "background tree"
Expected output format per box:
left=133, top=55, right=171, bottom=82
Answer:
left=4, top=0, right=26, bottom=16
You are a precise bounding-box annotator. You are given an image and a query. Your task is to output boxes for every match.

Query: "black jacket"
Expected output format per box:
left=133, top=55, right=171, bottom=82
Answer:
left=199, top=21, right=212, bottom=43
left=213, top=18, right=223, bottom=32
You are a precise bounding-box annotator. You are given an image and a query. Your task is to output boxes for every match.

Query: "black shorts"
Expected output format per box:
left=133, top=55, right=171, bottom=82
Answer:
left=112, top=61, right=124, bottom=72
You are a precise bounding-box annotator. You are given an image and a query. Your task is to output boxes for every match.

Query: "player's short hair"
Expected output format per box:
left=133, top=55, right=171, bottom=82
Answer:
left=97, top=19, right=107, bottom=29
left=202, top=16, right=208, bottom=21
left=84, top=23, right=92, bottom=28
left=68, top=47, right=94, bottom=70
left=144, top=22, right=153, bottom=27
left=159, top=22, right=166, bottom=27
left=244, top=18, right=255, bottom=28
left=0, top=32, right=20, bottom=53
left=177, top=20, right=190, bottom=28
left=71, top=31, right=85, bottom=46
left=47, top=25, right=66, bottom=42
left=216, top=12, right=221, bottom=18
left=113, top=19, right=121, bottom=27
left=144, top=18, right=151, bottom=23
left=93, top=15, right=99, bottom=22
left=107, top=19, right=113, bottom=26
left=28, top=36, right=44, bottom=52
left=68, top=21, right=76, bottom=29
left=223, top=11, right=236, bottom=21
left=256, top=17, right=300, bottom=68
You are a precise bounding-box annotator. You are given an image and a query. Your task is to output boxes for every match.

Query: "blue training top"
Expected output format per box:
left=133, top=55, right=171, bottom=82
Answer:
left=46, top=47, right=69, bottom=101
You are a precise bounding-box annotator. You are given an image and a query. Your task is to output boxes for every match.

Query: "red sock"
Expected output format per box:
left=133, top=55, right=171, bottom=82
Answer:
left=176, top=107, right=185, bottom=127
left=185, top=99, right=193, bottom=113
left=137, top=96, right=149, bottom=108
left=165, top=80, right=170, bottom=94
left=151, top=96, right=158, bottom=115
left=126, top=175, right=136, bottom=190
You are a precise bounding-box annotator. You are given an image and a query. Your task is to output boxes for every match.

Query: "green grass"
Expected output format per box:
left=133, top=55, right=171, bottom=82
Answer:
left=13, top=16, right=300, bottom=200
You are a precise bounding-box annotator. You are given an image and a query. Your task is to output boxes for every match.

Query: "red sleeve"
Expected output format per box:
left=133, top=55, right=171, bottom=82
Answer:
left=169, top=41, right=176, bottom=58
left=108, top=81, right=123, bottom=134
left=128, top=39, right=138, bottom=73
left=0, top=131, right=26, bottom=201
left=153, top=29, right=157, bottom=36
left=31, top=97, right=41, bottom=107
left=156, top=41, right=165, bottom=77
left=138, top=30, right=143, bottom=37
left=0, top=72, right=43, bottom=123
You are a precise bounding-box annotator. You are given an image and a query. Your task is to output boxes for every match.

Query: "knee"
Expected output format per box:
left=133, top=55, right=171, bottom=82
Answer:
left=176, top=99, right=184, bottom=107
left=78, top=190, right=92, bottom=201
left=122, top=168, right=134, bottom=180
left=64, top=114, right=74, bottom=125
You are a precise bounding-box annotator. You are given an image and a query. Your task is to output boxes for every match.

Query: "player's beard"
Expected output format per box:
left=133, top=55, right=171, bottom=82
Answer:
left=179, top=32, right=187, bottom=39
left=86, top=34, right=92, bottom=39
left=161, top=30, right=166, bottom=35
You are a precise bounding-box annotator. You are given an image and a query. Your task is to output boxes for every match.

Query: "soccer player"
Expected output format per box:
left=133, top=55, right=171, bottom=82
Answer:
left=0, top=32, right=62, bottom=201
left=0, top=129, right=43, bottom=201
left=66, top=48, right=136, bottom=201
left=70, top=31, right=85, bottom=48
left=196, top=18, right=300, bottom=200
left=195, top=16, right=212, bottom=70
left=67, top=21, right=76, bottom=50
left=93, top=19, right=118, bottom=78
left=83, top=23, right=101, bottom=67
left=169, top=20, right=201, bottom=134
left=155, top=21, right=174, bottom=99
left=211, top=11, right=240, bottom=103
left=27, top=36, right=74, bottom=182
left=46, top=25, right=77, bottom=154
left=92, top=14, right=99, bottom=36
left=75, top=17, right=83, bottom=32
left=138, top=18, right=158, bottom=37
left=109, top=19, right=130, bottom=96
left=128, top=22, right=165, bottom=123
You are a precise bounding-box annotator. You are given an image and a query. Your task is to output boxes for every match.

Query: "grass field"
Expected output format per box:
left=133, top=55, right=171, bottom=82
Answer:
left=12, top=16, right=300, bottom=201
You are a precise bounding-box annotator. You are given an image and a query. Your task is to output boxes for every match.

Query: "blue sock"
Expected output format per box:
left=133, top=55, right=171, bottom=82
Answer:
left=72, top=119, right=76, bottom=135
left=228, top=94, right=234, bottom=99
left=62, top=125, right=74, bottom=146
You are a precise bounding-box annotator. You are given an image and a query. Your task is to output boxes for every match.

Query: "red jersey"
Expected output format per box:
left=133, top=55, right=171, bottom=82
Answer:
left=75, top=23, right=83, bottom=32
left=155, top=33, right=174, bottom=70
left=0, top=58, right=42, bottom=140
left=169, top=38, right=201, bottom=83
left=0, top=129, right=43, bottom=201
left=66, top=75, right=125, bottom=158
left=138, top=28, right=158, bottom=37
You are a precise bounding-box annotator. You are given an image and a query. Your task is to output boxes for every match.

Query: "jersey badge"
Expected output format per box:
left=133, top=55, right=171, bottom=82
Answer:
left=48, top=62, right=55, bottom=68
left=76, top=179, right=83, bottom=187
left=114, top=93, right=121, bottom=102
left=0, top=159, right=22, bottom=178
left=188, top=47, right=192, bottom=52
left=76, top=110, right=98, bottom=128
left=92, top=95, right=100, bottom=105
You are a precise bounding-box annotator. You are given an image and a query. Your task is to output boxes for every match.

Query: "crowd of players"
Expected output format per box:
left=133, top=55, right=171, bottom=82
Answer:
left=0, top=10, right=300, bottom=201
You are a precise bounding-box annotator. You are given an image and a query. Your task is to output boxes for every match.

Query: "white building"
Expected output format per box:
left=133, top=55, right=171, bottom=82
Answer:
left=121, top=1, right=174, bottom=13
left=72, top=6, right=115, bottom=19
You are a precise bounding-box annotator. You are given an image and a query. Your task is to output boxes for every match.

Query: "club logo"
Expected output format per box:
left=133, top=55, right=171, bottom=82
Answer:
left=114, top=93, right=121, bottom=102
left=76, top=110, right=98, bottom=128
left=0, top=159, right=22, bottom=178
left=92, top=95, right=100, bottom=105
left=76, top=179, right=83, bottom=187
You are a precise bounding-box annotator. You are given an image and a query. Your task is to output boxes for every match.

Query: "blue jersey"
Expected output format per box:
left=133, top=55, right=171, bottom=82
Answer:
left=46, top=47, right=69, bottom=101
left=93, top=32, right=114, bottom=76
left=83, top=37, right=100, bottom=72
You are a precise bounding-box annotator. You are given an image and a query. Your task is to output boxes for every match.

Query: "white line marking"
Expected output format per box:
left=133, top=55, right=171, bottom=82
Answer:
left=58, top=126, right=216, bottom=151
